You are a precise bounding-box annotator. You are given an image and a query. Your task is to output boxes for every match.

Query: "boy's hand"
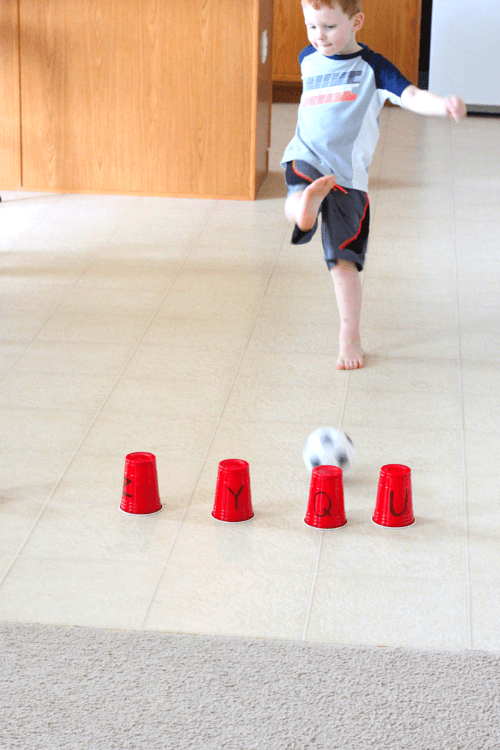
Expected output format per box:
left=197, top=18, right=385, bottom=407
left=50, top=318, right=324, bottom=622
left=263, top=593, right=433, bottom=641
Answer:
left=444, top=96, right=467, bottom=122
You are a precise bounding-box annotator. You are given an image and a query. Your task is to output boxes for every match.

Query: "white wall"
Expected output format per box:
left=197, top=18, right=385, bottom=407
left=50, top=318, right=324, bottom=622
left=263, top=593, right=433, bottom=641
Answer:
left=429, top=0, right=500, bottom=108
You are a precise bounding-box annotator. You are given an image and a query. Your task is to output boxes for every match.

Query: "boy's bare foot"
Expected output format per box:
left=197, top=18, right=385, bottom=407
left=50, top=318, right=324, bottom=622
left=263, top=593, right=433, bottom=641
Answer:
left=297, top=175, right=337, bottom=231
left=337, top=339, right=364, bottom=370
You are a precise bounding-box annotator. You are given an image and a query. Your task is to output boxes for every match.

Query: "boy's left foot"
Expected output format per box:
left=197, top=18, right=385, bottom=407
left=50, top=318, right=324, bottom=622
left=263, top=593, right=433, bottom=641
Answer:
left=337, top=340, right=364, bottom=370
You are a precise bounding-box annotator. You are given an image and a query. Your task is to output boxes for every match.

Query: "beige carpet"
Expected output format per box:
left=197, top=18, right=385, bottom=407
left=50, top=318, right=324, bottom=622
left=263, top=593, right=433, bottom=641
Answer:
left=1, top=622, right=499, bottom=749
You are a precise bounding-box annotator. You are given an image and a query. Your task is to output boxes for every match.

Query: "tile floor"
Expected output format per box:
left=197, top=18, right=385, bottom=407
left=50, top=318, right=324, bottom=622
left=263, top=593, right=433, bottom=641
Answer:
left=1, top=104, right=499, bottom=652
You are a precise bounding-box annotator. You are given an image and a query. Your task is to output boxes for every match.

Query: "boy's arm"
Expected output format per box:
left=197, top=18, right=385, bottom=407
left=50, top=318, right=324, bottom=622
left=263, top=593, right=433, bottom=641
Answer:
left=400, top=85, right=467, bottom=121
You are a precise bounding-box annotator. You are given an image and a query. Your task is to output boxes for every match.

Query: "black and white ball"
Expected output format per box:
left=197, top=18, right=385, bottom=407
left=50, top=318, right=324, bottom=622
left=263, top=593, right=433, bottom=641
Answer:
left=303, top=428, right=356, bottom=474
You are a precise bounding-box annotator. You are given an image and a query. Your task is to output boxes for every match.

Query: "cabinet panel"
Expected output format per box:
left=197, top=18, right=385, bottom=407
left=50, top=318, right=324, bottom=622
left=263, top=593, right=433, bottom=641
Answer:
left=0, top=0, right=21, bottom=188
left=20, top=0, right=257, bottom=198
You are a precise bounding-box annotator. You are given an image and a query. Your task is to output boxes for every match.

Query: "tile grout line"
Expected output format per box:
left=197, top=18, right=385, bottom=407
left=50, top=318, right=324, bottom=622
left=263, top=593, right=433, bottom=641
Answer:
left=450, top=122, right=472, bottom=650
left=0, top=201, right=222, bottom=591
left=137, top=223, right=292, bottom=630
left=300, top=531, right=324, bottom=641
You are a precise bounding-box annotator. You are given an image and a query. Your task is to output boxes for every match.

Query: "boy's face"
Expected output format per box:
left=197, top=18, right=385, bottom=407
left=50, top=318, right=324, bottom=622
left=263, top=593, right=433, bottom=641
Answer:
left=302, top=3, right=365, bottom=56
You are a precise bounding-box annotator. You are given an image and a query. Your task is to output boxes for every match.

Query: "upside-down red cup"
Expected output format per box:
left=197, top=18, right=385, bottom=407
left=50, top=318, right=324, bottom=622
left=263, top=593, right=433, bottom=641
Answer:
left=372, top=464, right=415, bottom=528
left=304, top=465, right=347, bottom=529
left=212, top=459, right=254, bottom=523
left=120, top=452, right=162, bottom=515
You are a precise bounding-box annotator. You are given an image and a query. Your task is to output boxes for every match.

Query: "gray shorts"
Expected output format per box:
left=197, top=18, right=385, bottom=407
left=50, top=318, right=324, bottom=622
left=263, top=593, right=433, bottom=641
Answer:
left=284, top=160, right=370, bottom=272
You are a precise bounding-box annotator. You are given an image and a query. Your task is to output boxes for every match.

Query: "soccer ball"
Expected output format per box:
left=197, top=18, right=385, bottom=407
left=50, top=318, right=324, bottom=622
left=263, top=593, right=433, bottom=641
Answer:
left=303, top=428, right=356, bottom=474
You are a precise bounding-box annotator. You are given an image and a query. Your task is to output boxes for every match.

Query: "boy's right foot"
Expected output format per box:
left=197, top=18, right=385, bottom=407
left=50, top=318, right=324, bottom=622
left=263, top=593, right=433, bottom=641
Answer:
left=297, top=175, right=337, bottom=231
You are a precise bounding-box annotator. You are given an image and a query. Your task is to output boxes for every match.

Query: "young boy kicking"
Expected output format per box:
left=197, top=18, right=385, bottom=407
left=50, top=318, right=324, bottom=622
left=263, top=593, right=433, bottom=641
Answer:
left=282, top=0, right=467, bottom=370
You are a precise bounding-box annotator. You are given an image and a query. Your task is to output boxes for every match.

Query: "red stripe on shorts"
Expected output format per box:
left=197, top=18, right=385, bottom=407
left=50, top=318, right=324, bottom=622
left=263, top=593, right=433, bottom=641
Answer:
left=339, top=193, right=370, bottom=249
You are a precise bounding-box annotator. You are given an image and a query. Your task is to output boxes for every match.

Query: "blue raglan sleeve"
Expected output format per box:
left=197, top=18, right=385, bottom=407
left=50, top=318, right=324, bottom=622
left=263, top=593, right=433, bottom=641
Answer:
left=372, top=53, right=413, bottom=107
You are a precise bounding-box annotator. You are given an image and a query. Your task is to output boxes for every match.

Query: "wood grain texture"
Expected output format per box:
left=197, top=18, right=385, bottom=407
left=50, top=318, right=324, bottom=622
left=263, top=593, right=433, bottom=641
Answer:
left=272, top=0, right=422, bottom=87
left=0, top=0, right=21, bottom=188
left=19, top=0, right=267, bottom=198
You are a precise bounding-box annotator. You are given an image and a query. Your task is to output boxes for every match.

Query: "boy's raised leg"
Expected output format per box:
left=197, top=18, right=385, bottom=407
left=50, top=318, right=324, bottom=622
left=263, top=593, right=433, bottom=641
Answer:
left=285, top=175, right=337, bottom=231
left=330, top=260, right=364, bottom=370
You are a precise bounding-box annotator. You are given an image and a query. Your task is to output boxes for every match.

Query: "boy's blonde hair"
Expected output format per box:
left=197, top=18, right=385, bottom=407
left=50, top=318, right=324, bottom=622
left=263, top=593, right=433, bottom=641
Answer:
left=301, top=0, right=362, bottom=20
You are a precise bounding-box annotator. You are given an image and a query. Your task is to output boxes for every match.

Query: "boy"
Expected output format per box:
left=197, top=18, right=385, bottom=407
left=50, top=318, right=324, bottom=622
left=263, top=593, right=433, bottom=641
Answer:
left=282, top=0, right=467, bottom=370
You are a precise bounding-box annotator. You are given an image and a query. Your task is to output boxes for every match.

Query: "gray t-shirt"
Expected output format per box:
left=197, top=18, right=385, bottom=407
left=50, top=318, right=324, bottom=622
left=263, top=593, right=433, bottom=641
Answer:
left=281, top=43, right=412, bottom=192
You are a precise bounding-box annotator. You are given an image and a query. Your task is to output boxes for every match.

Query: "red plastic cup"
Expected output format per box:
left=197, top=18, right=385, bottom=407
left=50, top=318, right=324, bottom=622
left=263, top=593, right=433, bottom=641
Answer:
left=304, top=465, right=347, bottom=529
left=120, top=452, right=162, bottom=515
left=372, top=464, right=415, bottom=528
left=212, top=459, right=254, bottom=523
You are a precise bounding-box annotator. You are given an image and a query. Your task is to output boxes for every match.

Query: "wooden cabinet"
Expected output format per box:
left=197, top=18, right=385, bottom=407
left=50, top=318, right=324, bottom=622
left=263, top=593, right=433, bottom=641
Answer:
left=0, top=0, right=21, bottom=188
left=273, top=0, right=422, bottom=101
left=1, top=0, right=273, bottom=199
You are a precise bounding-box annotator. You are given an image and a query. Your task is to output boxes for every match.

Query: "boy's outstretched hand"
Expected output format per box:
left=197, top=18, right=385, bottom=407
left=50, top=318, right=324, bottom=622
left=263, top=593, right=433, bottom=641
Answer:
left=444, top=96, right=467, bottom=122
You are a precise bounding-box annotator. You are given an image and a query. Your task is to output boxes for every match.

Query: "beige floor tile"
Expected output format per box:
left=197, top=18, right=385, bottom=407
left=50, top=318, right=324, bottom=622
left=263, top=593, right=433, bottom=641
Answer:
left=361, top=300, right=457, bottom=332
left=458, top=306, right=498, bottom=338
left=0, top=371, right=117, bottom=411
left=167, top=507, right=318, bottom=573
left=36, top=310, right=153, bottom=345
left=343, top=389, right=461, bottom=431
left=79, top=412, right=216, bottom=461
left=468, top=523, right=500, bottom=584
left=458, top=281, right=500, bottom=308
left=0, top=311, right=57, bottom=343
left=460, top=332, right=500, bottom=362
left=463, top=430, right=500, bottom=476
left=466, top=474, right=500, bottom=525
left=102, top=376, right=229, bottom=420
left=142, top=314, right=253, bottom=350
left=363, top=275, right=457, bottom=306
left=0, top=408, right=93, bottom=454
left=57, top=286, right=166, bottom=315
left=370, top=215, right=455, bottom=244
left=142, top=563, right=311, bottom=640
left=0, top=557, right=162, bottom=629
left=461, top=361, right=500, bottom=394
left=364, top=251, right=455, bottom=280
left=341, top=425, right=463, bottom=475
left=12, top=340, right=132, bottom=376
left=123, top=342, right=241, bottom=380
left=74, top=258, right=181, bottom=291
left=0, top=282, right=74, bottom=312
left=362, top=327, right=459, bottom=361
left=0, top=342, right=27, bottom=378
left=0, top=450, right=72, bottom=496
left=345, top=356, right=460, bottom=394
left=318, top=510, right=466, bottom=581
left=307, top=574, right=467, bottom=649
left=21, top=498, right=182, bottom=564
left=156, top=286, right=264, bottom=321
left=455, top=221, right=500, bottom=255
left=374, top=186, right=454, bottom=221
left=0, top=496, right=47, bottom=559
left=463, top=393, right=500, bottom=434
left=108, top=212, right=209, bottom=246
left=456, top=256, right=500, bottom=284
left=470, top=581, right=500, bottom=650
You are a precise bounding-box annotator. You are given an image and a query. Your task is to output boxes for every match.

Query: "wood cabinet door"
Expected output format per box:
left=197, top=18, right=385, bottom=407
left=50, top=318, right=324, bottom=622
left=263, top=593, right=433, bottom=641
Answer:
left=19, top=0, right=257, bottom=198
left=0, top=0, right=21, bottom=188
left=273, top=0, right=422, bottom=87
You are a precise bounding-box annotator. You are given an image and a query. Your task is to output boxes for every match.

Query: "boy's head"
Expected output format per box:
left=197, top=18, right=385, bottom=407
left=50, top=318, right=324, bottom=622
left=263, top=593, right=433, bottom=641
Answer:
left=301, top=0, right=365, bottom=56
